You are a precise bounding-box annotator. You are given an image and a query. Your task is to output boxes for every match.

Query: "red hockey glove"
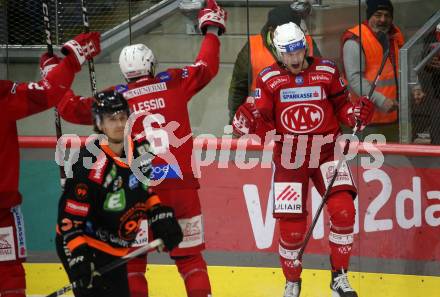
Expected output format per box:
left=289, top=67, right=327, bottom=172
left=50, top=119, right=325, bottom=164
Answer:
left=61, top=32, right=101, bottom=70
left=39, top=52, right=61, bottom=79
left=198, top=0, right=227, bottom=35
left=353, top=96, right=375, bottom=131
left=232, top=97, right=261, bottom=137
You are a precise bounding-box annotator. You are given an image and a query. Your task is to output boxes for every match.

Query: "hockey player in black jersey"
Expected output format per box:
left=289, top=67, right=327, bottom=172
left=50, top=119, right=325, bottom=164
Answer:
left=55, top=90, right=183, bottom=297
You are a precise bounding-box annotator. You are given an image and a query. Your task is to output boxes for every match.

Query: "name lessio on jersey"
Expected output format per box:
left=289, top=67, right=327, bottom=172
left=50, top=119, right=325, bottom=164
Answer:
left=131, top=98, right=166, bottom=113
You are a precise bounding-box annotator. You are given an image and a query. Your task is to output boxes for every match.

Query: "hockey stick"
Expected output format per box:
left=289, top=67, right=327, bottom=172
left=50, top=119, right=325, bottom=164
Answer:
left=45, top=238, right=163, bottom=297
left=42, top=0, right=67, bottom=185
left=80, top=0, right=97, bottom=96
left=293, top=30, right=391, bottom=266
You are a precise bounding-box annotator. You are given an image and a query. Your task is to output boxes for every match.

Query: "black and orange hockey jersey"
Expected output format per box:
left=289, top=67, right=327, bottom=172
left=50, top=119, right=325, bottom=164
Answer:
left=57, top=137, right=159, bottom=256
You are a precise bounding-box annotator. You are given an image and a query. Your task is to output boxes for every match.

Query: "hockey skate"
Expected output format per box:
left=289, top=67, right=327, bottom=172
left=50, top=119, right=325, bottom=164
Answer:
left=283, top=279, right=301, bottom=297
left=330, top=269, right=358, bottom=297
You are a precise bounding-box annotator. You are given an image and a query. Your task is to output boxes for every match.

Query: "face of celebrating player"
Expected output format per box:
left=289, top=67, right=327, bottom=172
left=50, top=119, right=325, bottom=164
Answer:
left=280, top=49, right=307, bottom=75
left=99, top=112, right=128, bottom=144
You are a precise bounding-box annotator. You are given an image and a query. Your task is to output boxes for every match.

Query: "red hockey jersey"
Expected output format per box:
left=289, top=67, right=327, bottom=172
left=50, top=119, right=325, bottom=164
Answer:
left=254, top=57, right=353, bottom=155
left=0, top=57, right=78, bottom=208
left=58, top=33, right=220, bottom=189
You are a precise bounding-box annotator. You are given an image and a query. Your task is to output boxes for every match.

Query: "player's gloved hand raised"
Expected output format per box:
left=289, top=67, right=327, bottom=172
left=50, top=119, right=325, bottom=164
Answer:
left=148, top=205, right=183, bottom=251
left=61, top=32, right=101, bottom=70
left=198, top=0, right=227, bottom=35
left=353, top=96, right=375, bottom=131
left=68, top=245, right=103, bottom=293
left=39, top=52, right=61, bottom=79
left=232, top=97, right=261, bottom=137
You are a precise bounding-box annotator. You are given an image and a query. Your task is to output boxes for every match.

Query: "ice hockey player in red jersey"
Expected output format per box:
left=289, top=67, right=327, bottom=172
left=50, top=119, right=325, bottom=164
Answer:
left=56, top=90, right=183, bottom=297
left=232, top=22, right=375, bottom=297
left=0, top=32, right=100, bottom=297
left=43, top=1, right=226, bottom=296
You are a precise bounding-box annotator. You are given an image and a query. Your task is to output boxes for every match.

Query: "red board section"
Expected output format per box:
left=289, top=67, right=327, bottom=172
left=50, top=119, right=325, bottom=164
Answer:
left=199, top=163, right=440, bottom=261
left=19, top=136, right=440, bottom=261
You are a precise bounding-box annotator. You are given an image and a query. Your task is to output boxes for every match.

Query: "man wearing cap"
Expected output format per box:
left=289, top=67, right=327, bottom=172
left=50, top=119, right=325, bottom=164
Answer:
left=227, top=3, right=321, bottom=123
left=341, top=0, right=404, bottom=142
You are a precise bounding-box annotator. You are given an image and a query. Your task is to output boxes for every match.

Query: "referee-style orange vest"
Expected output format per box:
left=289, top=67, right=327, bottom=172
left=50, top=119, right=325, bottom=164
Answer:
left=249, top=34, right=315, bottom=93
left=343, top=24, right=404, bottom=124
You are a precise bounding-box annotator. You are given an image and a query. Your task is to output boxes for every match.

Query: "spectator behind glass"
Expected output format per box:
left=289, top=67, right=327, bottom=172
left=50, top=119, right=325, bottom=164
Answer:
left=411, top=84, right=431, bottom=144
left=341, top=0, right=404, bottom=143
left=420, top=23, right=440, bottom=144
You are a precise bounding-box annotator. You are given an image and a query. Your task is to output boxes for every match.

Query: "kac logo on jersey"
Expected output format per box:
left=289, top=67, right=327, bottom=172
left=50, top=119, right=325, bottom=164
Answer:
left=295, top=75, right=304, bottom=85
left=280, top=103, right=324, bottom=133
left=280, top=86, right=322, bottom=102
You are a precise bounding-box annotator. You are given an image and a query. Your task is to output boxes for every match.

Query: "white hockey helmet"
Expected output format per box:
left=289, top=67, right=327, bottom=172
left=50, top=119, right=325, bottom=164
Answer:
left=272, top=22, right=307, bottom=61
left=119, top=44, right=157, bottom=80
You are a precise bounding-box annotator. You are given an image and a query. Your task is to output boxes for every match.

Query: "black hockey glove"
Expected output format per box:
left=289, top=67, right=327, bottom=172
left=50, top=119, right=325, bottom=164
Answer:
left=68, top=245, right=103, bottom=292
left=148, top=205, right=183, bottom=251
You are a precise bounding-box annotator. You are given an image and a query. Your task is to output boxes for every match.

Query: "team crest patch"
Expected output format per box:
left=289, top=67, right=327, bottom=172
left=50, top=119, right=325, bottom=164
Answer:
left=280, top=103, right=324, bottom=133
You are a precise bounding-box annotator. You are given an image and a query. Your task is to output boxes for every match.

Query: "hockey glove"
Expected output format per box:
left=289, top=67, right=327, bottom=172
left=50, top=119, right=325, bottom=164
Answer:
left=68, top=245, right=103, bottom=293
left=198, top=0, right=227, bottom=35
left=39, top=52, right=61, bottom=79
left=232, top=97, right=274, bottom=138
left=353, top=96, right=375, bottom=131
left=232, top=98, right=260, bottom=137
left=148, top=205, right=183, bottom=251
left=61, top=32, right=101, bottom=70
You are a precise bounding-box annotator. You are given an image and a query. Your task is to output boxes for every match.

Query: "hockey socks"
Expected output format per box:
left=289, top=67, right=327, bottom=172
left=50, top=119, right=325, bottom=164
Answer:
left=327, top=192, right=355, bottom=270
left=175, top=254, right=212, bottom=297
left=278, top=218, right=307, bottom=281
left=127, top=256, right=148, bottom=297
